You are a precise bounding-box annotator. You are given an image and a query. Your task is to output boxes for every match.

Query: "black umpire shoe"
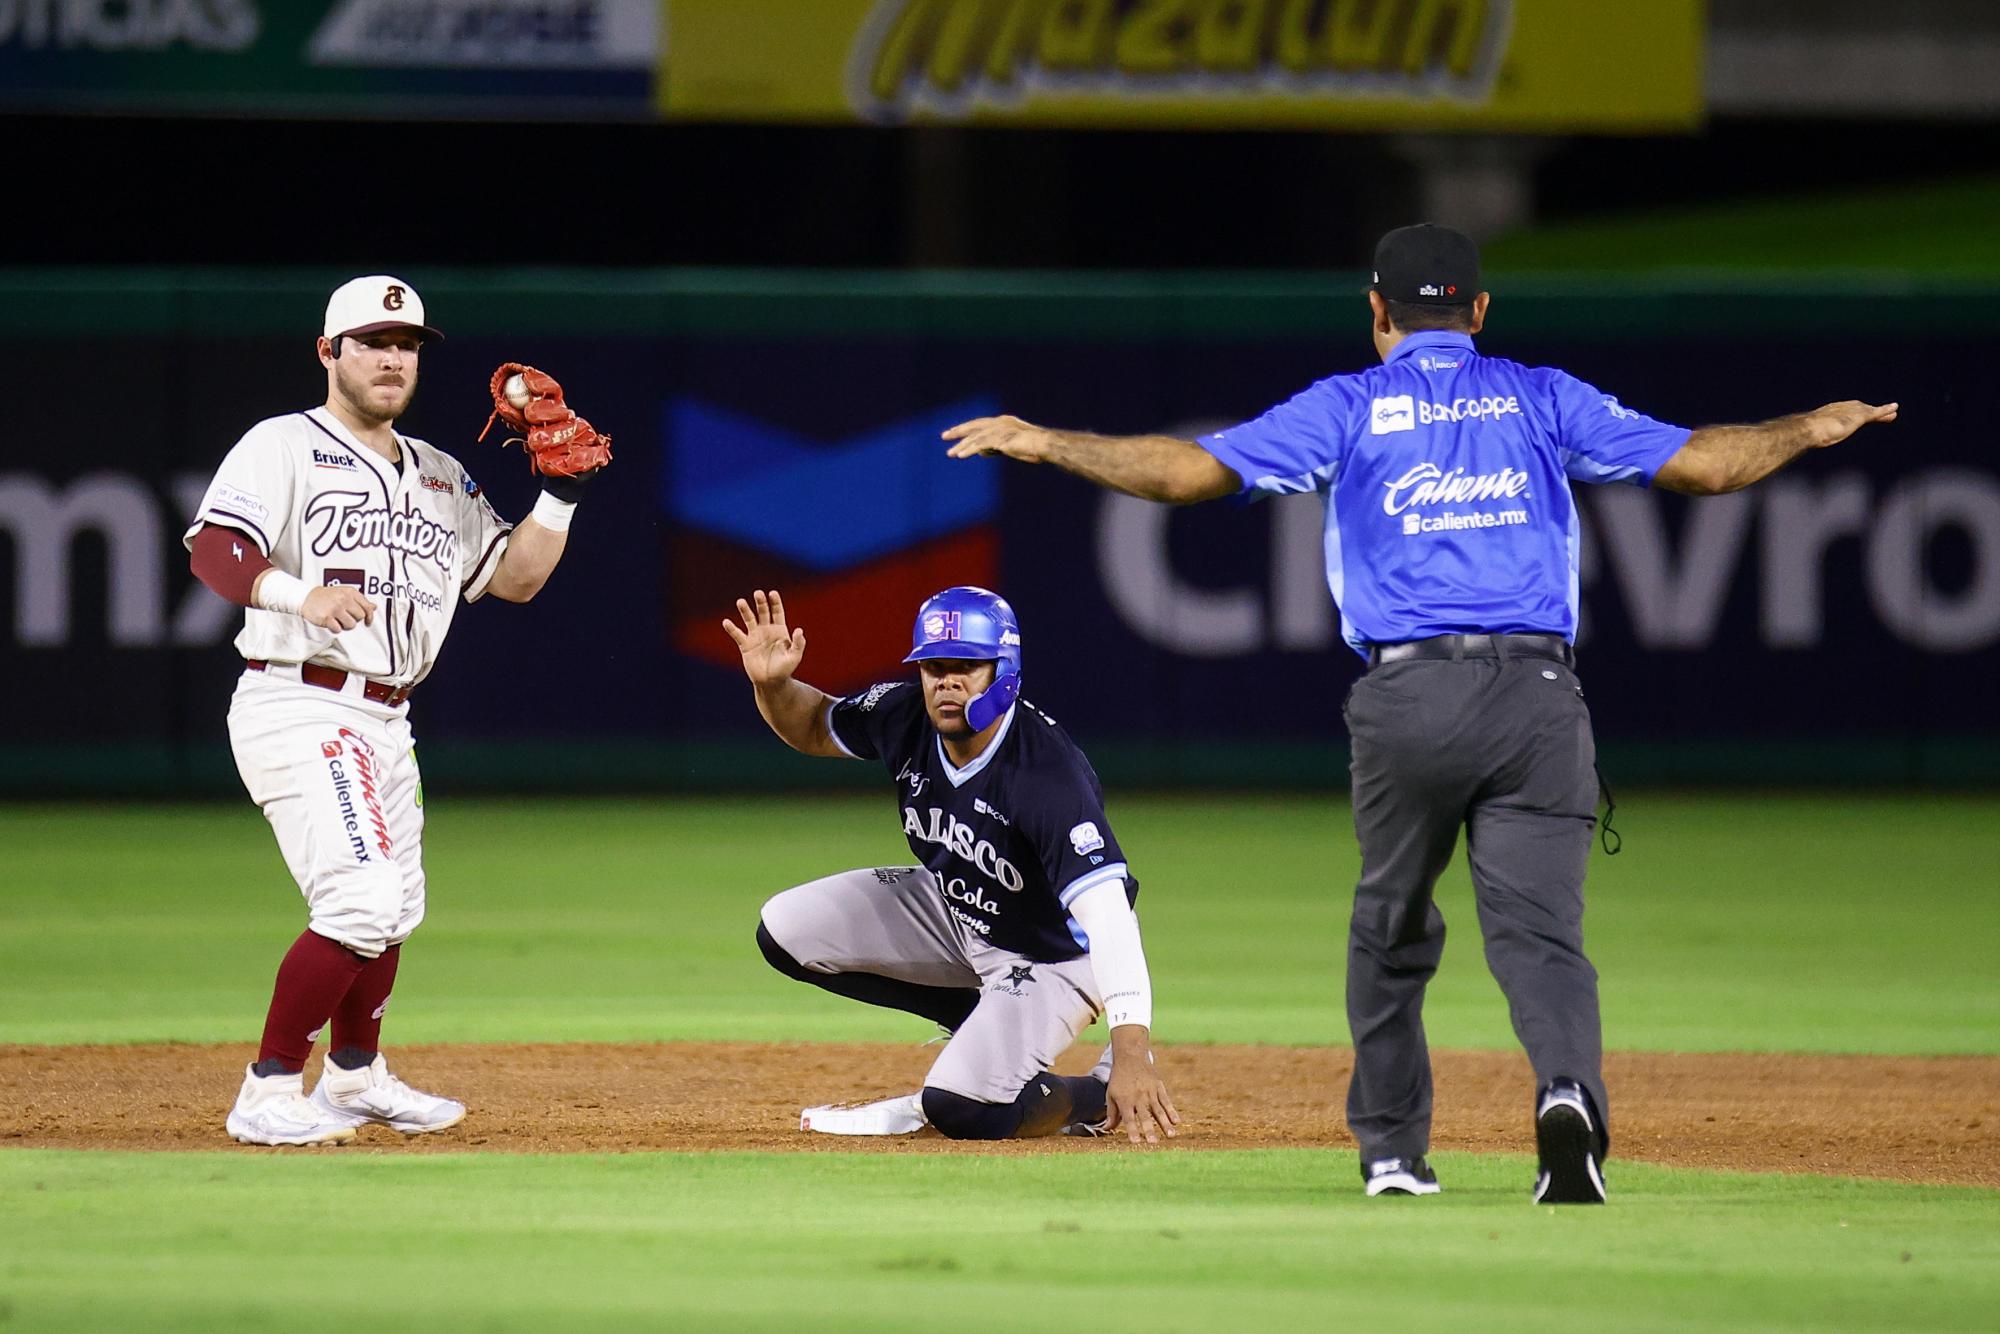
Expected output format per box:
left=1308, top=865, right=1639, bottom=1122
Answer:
left=1362, top=1156, right=1441, bottom=1196
left=1534, top=1078, right=1608, bottom=1204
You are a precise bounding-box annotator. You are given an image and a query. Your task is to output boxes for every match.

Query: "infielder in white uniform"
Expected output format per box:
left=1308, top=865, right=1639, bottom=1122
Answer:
left=184, top=275, right=601, bottom=1146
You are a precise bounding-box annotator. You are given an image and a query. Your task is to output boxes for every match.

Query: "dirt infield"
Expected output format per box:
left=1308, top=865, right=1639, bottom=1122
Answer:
left=3, top=1042, right=1995, bottom=1186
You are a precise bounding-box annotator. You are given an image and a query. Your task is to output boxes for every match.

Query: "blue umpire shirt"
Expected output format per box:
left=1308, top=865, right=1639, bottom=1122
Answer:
left=1197, top=331, right=1692, bottom=656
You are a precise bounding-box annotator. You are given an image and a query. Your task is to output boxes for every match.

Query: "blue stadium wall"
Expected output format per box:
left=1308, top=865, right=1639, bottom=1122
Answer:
left=2, top=269, right=1994, bottom=793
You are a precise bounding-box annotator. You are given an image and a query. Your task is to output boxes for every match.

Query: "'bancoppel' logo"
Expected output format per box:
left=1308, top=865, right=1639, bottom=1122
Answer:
left=1370, top=395, right=1416, bottom=435
left=1069, top=821, right=1105, bottom=855
left=1417, top=395, right=1521, bottom=425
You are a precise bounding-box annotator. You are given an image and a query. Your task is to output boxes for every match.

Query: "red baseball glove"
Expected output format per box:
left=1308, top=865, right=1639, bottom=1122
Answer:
left=478, top=362, right=613, bottom=479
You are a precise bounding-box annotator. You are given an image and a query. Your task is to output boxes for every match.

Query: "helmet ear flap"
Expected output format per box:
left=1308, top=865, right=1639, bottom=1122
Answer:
left=964, top=669, right=1020, bottom=734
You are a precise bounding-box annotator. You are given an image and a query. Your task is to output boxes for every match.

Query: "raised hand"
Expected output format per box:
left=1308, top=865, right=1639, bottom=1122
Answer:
left=722, top=589, right=807, bottom=687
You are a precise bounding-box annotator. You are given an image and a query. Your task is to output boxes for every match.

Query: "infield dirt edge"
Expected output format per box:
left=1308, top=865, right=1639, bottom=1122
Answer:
left=3, top=1041, right=1995, bottom=1187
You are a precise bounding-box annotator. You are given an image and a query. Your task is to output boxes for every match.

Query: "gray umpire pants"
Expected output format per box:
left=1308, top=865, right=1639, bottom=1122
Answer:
left=1342, top=646, right=1608, bottom=1165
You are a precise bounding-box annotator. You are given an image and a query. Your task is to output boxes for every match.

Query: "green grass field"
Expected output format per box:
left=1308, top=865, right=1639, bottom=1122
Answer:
left=4, top=795, right=1997, bottom=1331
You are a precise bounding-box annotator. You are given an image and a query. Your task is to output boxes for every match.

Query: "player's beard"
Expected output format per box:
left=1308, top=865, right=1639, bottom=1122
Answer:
left=334, top=361, right=417, bottom=424
left=925, top=697, right=973, bottom=737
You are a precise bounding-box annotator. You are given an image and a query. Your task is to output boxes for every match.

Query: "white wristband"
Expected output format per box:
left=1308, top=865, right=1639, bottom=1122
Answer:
left=531, top=491, right=577, bottom=533
left=1068, top=875, right=1154, bottom=1032
left=254, top=570, right=312, bottom=616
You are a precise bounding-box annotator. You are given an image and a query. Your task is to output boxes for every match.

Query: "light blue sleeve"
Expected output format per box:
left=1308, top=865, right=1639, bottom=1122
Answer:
left=1196, top=376, right=1360, bottom=498
left=1548, top=370, right=1691, bottom=487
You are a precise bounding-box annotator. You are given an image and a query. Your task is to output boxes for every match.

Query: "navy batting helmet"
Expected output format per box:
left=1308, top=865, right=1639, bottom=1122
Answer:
left=903, top=586, right=1022, bottom=732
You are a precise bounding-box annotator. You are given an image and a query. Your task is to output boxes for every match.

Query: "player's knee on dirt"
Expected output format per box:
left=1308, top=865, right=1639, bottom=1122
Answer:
left=923, top=1073, right=1075, bottom=1141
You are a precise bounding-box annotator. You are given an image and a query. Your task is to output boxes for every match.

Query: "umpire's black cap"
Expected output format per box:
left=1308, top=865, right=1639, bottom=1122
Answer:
left=1369, top=224, right=1481, bottom=305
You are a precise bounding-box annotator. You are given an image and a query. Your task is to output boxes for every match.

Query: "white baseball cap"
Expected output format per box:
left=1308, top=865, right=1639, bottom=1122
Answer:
left=323, top=275, right=444, bottom=342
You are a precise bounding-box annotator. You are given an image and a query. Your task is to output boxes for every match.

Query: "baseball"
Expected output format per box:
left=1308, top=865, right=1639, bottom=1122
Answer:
left=504, top=374, right=531, bottom=410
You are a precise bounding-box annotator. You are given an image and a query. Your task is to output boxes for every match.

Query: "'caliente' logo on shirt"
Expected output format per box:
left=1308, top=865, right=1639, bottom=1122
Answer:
left=1381, top=463, right=1532, bottom=515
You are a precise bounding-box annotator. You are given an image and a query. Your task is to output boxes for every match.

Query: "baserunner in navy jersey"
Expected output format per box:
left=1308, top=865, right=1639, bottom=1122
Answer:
left=723, top=586, right=1179, bottom=1144
left=944, top=224, right=1895, bottom=1201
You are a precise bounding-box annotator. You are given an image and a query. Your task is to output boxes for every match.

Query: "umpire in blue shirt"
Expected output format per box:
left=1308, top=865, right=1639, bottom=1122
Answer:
left=944, top=223, right=1896, bottom=1203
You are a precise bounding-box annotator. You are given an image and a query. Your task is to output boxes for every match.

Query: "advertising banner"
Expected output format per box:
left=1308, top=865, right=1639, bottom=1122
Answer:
left=0, top=0, right=659, bottom=118
left=1, top=269, right=1992, bottom=794
left=660, top=0, right=1705, bottom=132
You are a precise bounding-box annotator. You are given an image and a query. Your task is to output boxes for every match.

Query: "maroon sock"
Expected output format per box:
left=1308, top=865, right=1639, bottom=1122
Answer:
left=330, top=944, right=401, bottom=1058
left=255, top=930, right=367, bottom=1072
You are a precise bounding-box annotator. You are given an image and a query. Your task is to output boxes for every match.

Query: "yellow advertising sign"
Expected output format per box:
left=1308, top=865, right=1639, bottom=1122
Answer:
left=661, top=0, right=1704, bottom=132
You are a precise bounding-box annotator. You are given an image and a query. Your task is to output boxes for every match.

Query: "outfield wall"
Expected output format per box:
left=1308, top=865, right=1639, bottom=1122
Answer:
left=1, top=269, right=1994, bottom=793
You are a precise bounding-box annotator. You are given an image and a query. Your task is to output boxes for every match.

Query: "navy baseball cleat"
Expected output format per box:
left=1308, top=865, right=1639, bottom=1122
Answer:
left=1362, top=1156, right=1441, bottom=1196
left=1533, top=1078, right=1607, bottom=1204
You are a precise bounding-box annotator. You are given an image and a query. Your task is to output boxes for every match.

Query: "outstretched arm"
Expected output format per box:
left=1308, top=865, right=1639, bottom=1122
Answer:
left=722, top=589, right=849, bottom=758
left=944, top=415, right=1240, bottom=505
left=1068, top=879, right=1179, bottom=1144
left=1653, top=400, right=1897, bottom=496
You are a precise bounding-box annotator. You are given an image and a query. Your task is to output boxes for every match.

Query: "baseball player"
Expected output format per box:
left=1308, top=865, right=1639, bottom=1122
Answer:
left=184, top=275, right=609, bottom=1145
left=724, top=586, right=1179, bottom=1143
left=943, top=224, right=1895, bottom=1200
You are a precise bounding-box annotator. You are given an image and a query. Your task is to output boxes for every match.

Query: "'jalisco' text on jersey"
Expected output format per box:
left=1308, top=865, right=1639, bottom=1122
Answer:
left=181, top=407, right=513, bottom=686
left=1197, top=331, right=1690, bottom=654
left=829, top=683, right=1135, bottom=962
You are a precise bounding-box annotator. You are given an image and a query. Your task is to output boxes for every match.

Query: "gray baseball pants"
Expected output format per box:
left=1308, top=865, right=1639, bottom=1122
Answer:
left=1342, top=646, right=1608, bottom=1164
left=759, top=867, right=1104, bottom=1103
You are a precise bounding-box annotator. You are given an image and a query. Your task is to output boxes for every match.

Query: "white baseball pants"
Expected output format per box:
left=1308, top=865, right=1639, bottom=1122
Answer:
left=227, top=668, right=426, bottom=958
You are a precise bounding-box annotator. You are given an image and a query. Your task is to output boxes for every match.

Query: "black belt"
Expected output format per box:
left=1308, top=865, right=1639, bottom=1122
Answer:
left=1367, top=633, right=1574, bottom=668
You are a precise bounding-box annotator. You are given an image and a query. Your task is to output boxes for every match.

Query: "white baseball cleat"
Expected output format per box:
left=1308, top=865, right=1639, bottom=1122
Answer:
left=309, top=1053, right=466, bottom=1135
left=800, top=1091, right=928, bottom=1135
left=226, top=1065, right=358, bottom=1147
